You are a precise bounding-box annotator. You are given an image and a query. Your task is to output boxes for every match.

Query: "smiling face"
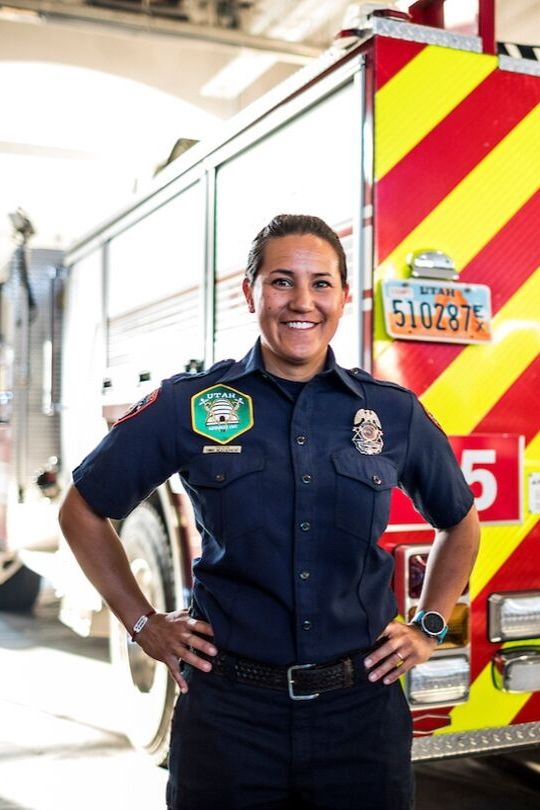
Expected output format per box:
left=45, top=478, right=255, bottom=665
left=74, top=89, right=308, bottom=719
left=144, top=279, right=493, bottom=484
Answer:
left=242, top=233, right=348, bottom=380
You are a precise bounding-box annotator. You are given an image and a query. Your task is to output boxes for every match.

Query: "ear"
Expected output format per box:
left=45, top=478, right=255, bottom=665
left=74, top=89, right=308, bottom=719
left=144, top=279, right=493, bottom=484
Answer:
left=340, top=282, right=349, bottom=314
left=242, top=278, right=255, bottom=313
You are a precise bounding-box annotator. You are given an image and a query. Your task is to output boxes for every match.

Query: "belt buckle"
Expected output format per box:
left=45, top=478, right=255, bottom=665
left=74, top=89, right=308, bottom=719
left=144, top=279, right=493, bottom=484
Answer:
left=287, top=663, right=320, bottom=701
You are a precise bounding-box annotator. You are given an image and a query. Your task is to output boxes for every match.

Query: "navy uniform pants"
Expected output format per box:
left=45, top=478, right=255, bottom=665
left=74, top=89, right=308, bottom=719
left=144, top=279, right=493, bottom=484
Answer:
left=166, top=657, right=413, bottom=810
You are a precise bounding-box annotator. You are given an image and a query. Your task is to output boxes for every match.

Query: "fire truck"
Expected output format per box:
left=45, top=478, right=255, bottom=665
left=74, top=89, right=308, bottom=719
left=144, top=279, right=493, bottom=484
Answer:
left=1, top=1, right=539, bottom=765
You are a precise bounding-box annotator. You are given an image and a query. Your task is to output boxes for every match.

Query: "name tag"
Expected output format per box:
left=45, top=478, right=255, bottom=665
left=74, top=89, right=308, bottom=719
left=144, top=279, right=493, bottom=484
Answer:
left=202, top=445, right=242, bottom=454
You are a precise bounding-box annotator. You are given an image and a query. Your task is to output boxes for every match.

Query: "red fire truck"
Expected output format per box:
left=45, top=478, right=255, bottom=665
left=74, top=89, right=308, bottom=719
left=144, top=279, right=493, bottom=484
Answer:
left=1, top=1, right=539, bottom=764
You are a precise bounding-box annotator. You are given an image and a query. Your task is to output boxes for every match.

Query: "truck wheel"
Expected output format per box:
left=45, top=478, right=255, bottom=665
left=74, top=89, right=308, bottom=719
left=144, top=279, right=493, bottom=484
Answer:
left=109, top=502, right=178, bottom=765
left=0, top=560, right=41, bottom=612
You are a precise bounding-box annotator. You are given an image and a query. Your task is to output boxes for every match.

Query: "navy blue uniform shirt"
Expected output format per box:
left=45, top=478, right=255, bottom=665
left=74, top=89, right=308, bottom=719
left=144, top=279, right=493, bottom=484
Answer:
left=73, top=340, right=473, bottom=666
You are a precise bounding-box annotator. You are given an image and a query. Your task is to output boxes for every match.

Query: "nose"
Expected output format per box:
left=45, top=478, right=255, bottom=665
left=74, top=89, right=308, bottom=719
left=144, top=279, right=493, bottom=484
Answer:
left=289, top=281, right=314, bottom=312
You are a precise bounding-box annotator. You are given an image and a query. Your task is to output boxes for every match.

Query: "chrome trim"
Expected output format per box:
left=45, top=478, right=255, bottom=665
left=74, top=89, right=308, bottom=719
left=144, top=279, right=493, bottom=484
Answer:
left=352, top=66, right=366, bottom=370
left=492, top=646, right=540, bottom=693
left=408, top=250, right=458, bottom=281
left=499, top=55, right=540, bottom=77
left=412, top=722, right=540, bottom=761
left=203, top=169, right=216, bottom=370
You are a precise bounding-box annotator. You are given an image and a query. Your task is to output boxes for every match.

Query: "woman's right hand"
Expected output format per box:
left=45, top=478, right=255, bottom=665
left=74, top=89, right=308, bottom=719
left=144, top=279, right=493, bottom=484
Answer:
left=135, top=608, right=217, bottom=693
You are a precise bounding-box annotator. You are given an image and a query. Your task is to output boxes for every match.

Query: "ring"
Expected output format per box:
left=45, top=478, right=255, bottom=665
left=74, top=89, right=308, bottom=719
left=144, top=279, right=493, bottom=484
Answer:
left=395, top=652, right=405, bottom=668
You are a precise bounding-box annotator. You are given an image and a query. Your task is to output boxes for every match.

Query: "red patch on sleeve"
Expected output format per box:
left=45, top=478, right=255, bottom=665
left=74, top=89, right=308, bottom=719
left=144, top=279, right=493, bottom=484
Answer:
left=114, top=388, right=160, bottom=426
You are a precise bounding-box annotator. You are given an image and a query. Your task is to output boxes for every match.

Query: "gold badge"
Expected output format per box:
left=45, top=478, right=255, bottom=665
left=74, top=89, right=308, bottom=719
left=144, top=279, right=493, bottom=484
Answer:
left=352, top=409, right=384, bottom=455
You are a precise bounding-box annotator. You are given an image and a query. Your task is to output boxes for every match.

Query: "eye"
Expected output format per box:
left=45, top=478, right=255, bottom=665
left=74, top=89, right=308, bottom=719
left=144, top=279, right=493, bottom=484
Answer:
left=271, top=277, right=293, bottom=288
left=314, top=279, right=332, bottom=288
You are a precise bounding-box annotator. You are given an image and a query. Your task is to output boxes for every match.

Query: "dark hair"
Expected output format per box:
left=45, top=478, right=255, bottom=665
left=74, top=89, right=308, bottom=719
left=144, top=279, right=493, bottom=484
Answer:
left=245, top=214, right=348, bottom=287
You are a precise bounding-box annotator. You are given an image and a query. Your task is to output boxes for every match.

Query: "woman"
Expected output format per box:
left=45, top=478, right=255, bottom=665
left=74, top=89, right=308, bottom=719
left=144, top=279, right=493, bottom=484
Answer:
left=59, top=214, right=479, bottom=809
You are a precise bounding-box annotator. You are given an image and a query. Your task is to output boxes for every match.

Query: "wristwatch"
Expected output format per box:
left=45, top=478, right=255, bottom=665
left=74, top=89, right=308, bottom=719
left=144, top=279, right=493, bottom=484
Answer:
left=409, top=610, right=448, bottom=644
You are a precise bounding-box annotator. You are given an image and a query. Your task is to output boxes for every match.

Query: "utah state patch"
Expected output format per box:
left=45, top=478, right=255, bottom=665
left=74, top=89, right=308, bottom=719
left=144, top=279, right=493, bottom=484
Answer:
left=191, top=384, right=253, bottom=445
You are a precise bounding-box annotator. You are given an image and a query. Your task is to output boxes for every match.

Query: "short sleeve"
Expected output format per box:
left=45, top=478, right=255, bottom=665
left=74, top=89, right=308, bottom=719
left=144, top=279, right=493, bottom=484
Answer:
left=399, top=395, right=474, bottom=529
left=72, top=379, right=180, bottom=520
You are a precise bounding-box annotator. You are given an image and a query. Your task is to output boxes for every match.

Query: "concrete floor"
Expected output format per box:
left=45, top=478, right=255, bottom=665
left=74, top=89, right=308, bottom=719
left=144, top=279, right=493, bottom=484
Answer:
left=0, top=587, right=539, bottom=810
left=0, top=592, right=167, bottom=810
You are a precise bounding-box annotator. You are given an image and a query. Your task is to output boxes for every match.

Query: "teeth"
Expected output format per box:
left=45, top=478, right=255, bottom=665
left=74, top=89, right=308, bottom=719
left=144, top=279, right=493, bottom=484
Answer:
left=286, top=322, right=316, bottom=330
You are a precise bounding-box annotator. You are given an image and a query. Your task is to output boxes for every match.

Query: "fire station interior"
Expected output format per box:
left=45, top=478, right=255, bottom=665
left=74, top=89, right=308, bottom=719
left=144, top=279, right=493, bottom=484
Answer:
left=0, top=0, right=538, bottom=261
left=1, top=2, right=540, bottom=809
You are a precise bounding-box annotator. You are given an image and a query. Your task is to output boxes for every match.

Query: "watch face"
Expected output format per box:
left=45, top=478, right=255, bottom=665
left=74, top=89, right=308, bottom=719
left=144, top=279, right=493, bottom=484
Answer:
left=423, top=611, right=445, bottom=635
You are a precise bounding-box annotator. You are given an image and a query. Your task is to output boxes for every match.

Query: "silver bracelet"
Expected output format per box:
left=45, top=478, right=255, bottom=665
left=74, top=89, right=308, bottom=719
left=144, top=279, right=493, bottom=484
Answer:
left=131, top=609, right=156, bottom=642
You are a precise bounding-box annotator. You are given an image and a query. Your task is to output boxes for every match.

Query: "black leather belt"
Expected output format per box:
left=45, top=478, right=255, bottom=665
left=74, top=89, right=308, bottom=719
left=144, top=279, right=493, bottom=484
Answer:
left=208, top=650, right=368, bottom=701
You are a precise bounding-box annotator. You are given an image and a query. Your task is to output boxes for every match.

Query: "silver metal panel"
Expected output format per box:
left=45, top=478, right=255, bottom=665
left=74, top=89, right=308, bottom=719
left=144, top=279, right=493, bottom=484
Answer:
left=371, top=18, right=481, bottom=53
left=412, top=721, right=540, bottom=761
left=6, top=248, right=64, bottom=492
left=499, top=55, right=540, bottom=76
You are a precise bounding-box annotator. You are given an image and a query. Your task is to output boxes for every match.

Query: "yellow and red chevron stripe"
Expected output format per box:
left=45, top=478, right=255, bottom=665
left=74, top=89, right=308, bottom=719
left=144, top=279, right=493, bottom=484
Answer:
left=373, top=36, right=540, bottom=735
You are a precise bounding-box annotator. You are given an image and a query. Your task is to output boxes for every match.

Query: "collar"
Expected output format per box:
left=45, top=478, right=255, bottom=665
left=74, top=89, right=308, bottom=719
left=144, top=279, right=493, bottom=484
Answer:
left=219, top=339, right=364, bottom=399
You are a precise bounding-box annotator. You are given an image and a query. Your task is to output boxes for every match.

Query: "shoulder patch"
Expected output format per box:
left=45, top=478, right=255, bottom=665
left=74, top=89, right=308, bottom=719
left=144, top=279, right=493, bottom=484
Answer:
left=191, top=383, right=253, bottom=445
left=114, top=388, right=160, bottom=426
left=419, top=401, right=446, bottom=434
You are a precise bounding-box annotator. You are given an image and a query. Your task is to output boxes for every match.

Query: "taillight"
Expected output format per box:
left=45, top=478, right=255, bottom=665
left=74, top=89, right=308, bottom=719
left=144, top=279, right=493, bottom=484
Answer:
left=488, top=591, right=540, bottom=642
left=408, top=655, right=470, bottom=705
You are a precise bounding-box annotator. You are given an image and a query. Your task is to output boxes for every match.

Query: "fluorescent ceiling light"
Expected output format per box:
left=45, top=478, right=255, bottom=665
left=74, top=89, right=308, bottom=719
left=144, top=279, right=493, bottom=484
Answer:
left=0, top=5, right=40, bottom=22
left=202, top=0, right=339, bottom=99
left=201, top=51, right=277, bottom=99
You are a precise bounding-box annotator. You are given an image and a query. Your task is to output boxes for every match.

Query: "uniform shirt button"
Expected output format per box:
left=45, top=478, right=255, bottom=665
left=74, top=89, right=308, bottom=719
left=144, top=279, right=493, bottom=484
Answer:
left=301, top=474, right=312, bottom=484
left=299, top=571, right=310, bottom=580
left=371, top=474, right=382, bottom=485
left=300, top=521, right=311, bottom=531
left=302, top=620, right=312, bottom=631
left=215, top=473, right=226, bottom=482
left=296, top=435, right=307, bottom=446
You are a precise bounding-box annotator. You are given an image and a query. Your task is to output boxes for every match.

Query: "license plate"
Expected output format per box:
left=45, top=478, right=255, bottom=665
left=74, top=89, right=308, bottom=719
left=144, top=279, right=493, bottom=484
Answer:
left=382, top=279, right=492, bottom=344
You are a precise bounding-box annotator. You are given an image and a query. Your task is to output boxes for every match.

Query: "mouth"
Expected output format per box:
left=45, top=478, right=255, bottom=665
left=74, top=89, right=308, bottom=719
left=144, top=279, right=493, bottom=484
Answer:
left=282, top=321, right=320, bottom=330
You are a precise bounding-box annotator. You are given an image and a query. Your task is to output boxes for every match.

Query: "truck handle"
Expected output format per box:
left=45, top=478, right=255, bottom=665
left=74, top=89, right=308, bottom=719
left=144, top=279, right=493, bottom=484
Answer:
left=408, top=0, right=496, bottom=55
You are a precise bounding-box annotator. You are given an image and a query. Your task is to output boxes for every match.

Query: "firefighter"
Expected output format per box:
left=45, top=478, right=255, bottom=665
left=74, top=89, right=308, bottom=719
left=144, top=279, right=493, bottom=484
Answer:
left=59, top=214, right=480, bottom=810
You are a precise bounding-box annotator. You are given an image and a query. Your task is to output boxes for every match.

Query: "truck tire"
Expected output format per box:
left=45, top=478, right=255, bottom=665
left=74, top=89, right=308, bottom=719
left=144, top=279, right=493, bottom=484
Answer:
left=109, top=502, right=177, bottom=765
left=0, top=561, right=41, bottom=612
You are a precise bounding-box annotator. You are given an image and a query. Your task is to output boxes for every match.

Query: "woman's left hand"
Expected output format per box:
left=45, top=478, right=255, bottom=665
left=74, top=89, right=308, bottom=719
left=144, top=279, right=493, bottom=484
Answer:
left=363, top=620, right=437, bottom=685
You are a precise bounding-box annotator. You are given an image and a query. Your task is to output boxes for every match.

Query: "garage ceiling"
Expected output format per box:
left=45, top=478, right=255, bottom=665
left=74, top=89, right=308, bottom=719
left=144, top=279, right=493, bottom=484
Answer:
left=0, top=0, right=539, bottom=258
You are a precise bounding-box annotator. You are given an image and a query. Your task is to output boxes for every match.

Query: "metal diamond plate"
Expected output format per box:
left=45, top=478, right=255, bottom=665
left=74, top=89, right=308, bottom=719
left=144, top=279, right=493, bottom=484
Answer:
left=499, top=55, right=540, bottom=77
left=412, top=721, right=540, bottom=761
left=372, top=18, right=481, bottom=53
